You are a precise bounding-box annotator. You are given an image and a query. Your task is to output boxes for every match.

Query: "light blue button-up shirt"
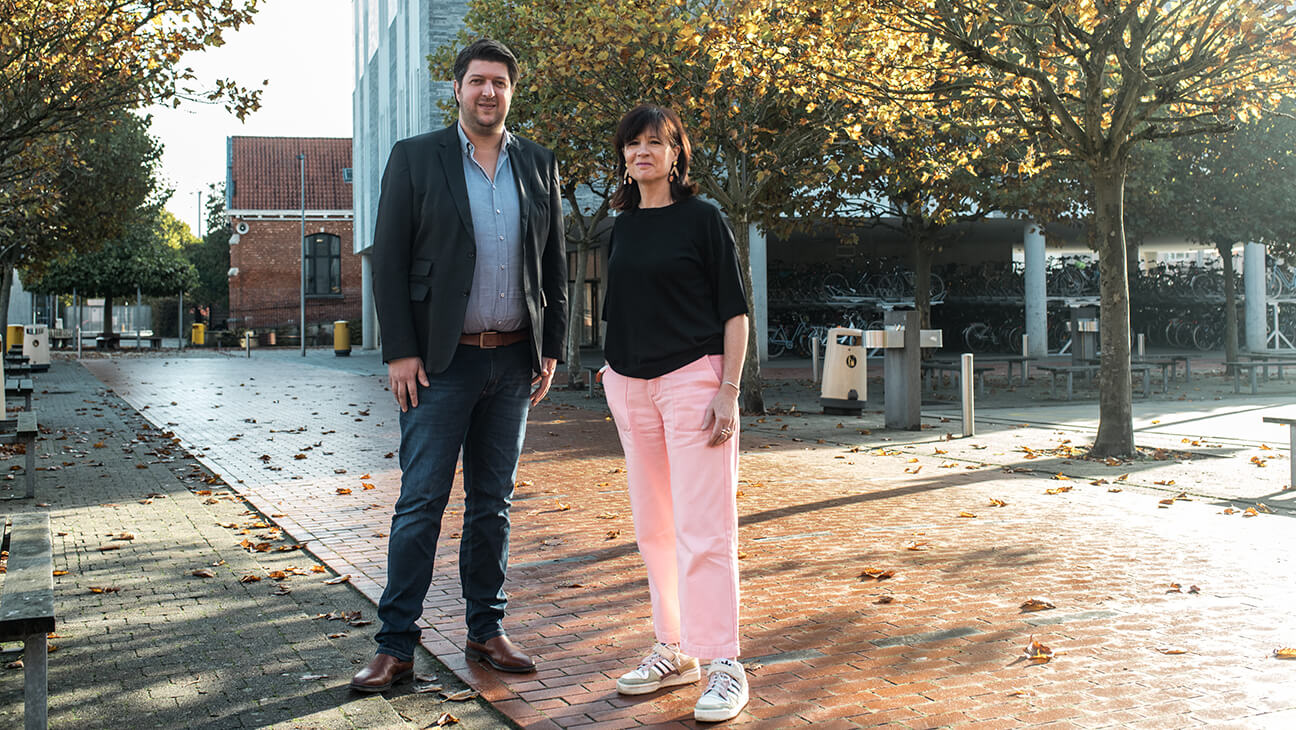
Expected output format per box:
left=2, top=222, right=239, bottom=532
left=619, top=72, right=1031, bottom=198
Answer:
left=458, top=123, right=527, bottom=334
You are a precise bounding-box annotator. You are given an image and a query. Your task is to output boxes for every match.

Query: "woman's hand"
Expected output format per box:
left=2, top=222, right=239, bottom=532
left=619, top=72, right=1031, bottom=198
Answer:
left=701, top=385, right=740, bottom=446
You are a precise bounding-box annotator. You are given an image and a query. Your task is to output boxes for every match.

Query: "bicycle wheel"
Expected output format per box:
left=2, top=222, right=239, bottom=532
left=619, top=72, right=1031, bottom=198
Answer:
left=964, top=322, right=993, bottom=352
left=822, top=272, right=852, bottom=297
left=767, top=326, right=788, bottom=359
left=929, top=272, right=946, bottom=300
left=1192, top=323, right=1221, bottom=351
left=1268, top=269, right=1285, bottom=298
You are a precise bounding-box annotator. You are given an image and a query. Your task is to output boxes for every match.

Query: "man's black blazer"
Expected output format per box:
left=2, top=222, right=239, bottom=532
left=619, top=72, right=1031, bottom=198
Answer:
left=371, top=125, right=568, bottom=375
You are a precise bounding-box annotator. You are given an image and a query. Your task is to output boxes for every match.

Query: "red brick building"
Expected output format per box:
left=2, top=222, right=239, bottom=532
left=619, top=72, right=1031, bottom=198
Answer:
left=225, top=136, right=358, bottom=341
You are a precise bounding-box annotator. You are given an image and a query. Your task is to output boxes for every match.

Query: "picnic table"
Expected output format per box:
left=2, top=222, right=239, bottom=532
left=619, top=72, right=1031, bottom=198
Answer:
left=6, top=377, right=33, bottom=410
left=0, top=411, right=37, bottom=499
left=922, top=360, right=994, bottom=396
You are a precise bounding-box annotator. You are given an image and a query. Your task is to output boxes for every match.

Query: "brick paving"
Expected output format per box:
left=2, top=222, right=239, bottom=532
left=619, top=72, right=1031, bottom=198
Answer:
left=0, top=358, right=510, bottom=729
left=81, top=348, right=1296, bottom=728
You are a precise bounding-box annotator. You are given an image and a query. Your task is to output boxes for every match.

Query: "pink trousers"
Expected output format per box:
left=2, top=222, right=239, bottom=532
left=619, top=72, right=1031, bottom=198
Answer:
left=603, top=355, right=741, bottom=659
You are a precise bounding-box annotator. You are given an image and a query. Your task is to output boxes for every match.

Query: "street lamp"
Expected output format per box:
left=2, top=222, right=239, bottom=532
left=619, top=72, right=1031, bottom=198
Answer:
left=299, top=153, right=306, bottom=357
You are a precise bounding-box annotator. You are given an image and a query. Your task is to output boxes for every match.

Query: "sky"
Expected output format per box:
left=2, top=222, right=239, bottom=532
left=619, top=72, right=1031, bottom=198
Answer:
left=147, top=0, right=355, bottom=236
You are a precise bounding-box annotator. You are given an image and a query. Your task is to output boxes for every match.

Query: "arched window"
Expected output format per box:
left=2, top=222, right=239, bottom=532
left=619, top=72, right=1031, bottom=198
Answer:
left=305, top=233, right=342, bottom=296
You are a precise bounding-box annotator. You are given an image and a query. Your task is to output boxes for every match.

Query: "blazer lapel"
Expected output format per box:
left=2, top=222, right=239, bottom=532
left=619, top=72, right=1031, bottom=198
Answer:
left=438, top=131, right=475, bottom=237
left=509, top=137, right=532, bottom=245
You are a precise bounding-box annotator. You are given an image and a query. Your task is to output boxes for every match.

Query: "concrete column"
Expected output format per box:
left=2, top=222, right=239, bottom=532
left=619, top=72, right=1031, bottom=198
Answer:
left=1245, top=241, right=1266, bottom=352
left=1024, top=222, right=1048, bottom=357
left=361, top=252, right=378, bottom=351
left=749, top=222, right=768, bottom=363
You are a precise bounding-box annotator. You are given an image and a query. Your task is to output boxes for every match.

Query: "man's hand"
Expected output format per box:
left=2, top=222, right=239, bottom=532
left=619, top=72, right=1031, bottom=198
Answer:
left=388, top=357, right=429, bottom=412
left=531, top=357, right=557, bottom=406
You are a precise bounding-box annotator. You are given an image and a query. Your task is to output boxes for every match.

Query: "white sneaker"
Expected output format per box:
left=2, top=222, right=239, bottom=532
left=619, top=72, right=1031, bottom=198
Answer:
left=694, top=658, right=749, bottom=722
left=616, top=642, right=701, bottom=695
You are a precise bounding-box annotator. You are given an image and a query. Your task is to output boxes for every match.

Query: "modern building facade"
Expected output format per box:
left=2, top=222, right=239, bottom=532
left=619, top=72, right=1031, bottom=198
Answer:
left=225, top=136, right=359, bottom=340
left=351, top=0, right=465, bottom=350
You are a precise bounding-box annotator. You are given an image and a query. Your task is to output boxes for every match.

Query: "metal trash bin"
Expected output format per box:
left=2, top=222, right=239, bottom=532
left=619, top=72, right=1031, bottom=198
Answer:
left=191, top=322, right=206, bottom=346
left=23, top=325, right=49, bottom=366
left=820, top=327, right=868, bottom=415
left=333, top=321, right=351, bottom=357
left=6, top=325, right=23, bottom=353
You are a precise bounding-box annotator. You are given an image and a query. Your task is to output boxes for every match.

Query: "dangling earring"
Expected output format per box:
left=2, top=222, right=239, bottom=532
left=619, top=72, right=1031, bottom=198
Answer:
left=668, top=160, right=679, bottom=183
left=624, top=169, right=633, bottom=185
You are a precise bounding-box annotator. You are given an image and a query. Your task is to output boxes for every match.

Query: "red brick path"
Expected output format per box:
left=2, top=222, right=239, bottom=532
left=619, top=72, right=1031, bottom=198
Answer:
left=86, top=355, right=1296, bottom=728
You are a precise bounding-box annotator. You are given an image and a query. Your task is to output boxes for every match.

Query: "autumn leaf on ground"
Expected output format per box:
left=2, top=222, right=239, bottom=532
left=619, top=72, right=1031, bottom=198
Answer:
left=596, top=512, right=618, bottom=519
left=434, top=712, right=460, bottom=726
left=239, top=574, right=262, bottom=583
left=1274, top=648, right=1296, bottom=659
left=858, top=568, right=895, bottom=581
left=1243, top=507, right=1259, bottom=517
left=1189, top=585, right=1201, bottom=594
left=1116, top=473, right=1130, bottom=481
left=52, top=570, right=69, bottom=577
left=1167, top=583, right=1183, bottom=593
left=1153, top=479, right=1176, bottom=486
left=310, top=565, right=326, bottom=573
left=958, top=511, right=977, bottom=518
left=989, top=498, right=1008, bottom=507
left=874, top=595, right=894, bottom=604
left=1108, top=487, right=1123, bottom=493
left=324, top=574, right=351, bottom=585
left=335, top=488, right=352, bottom=495
left=1250, top=456, right=1268, bottom=467
left=1261, top=444, right=1273, bottom=451
left=1158, top=498, right=1175, bottom=507
left=413, top=682, right=444, bottom=694
left=88, top=586, right=120, bottom=594
left=191, top=568, right=216, bottom=578
left=300, top=674, right=328, bottom=681
left=1024, top=637, right=1053, bottom=663
left=604, top=530, right=619, bottom=540
left=97, top=544, right=121, bottom=552
left=1020, top=599, right=1055, bottom=612
left=266, top=571, right=288, bottom=580
left=361, top=483, right=375, bottom=490
left=1007, top=689, right=1034, bottom=697
left=1156, top=647, right=1188, bottom=655
left=441, top=689, right=479, bottom=702
left=902, top=540, right=929, bottom=551
left=1045, top=486, right=1072, bottom=495
left=904, top=466, right=922, bottom=474
left=554, top=501, right=572, bottom=511
left=1090, top=478, right=1109, bottom=486
left=1051, top=473, right=1070, bottom=481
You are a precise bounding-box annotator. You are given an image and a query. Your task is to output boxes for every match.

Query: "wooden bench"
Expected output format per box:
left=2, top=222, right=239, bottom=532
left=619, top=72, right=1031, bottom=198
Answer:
left=1037, top=364, right=1098, bottom=400
left=6, top=378, right=34, bottom=411
left=3, top=356, right=45, bottom=375
left=0, top=412, right=38, bottom=499
left=0, top=512, right=55, bottom=729
left=1263, top=416, right=1296, bottom=489
left=922, top=361, right=994, bottom=396
left=48, top=330, right=73, bottom=350
left=1223, top=361, right=1264, bottom=394
left=975, top=355, right=1038, bottom=386
left=1241, top=352, right=1296, bottom=381
left=1134, top=355, right=1191, bottom=385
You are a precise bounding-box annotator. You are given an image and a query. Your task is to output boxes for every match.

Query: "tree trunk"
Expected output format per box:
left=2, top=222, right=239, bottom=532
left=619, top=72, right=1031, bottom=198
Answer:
left=1090, top=162, right=1135, bottom=458
left=0, top=263, right=12, bottom=345
left=729, top=215, right=765, bottom=414
left=1218, top=239, right=1239, bottom=370
left=912, top=236, right=933, bottom=334
left=565, top=237, right=590, bottom=388
left=102, top=295, right=114, bottom=338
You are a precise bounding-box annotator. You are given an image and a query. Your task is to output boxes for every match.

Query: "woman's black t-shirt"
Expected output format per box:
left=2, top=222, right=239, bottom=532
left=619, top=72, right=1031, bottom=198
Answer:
left=602, top=197, right=749, bottom=379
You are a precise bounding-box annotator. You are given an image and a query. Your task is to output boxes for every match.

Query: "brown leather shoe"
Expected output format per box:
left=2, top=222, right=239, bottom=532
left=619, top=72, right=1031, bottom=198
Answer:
left=465, top=635, right=536, bottom=673
left=349, top=653, right=414, bottom=693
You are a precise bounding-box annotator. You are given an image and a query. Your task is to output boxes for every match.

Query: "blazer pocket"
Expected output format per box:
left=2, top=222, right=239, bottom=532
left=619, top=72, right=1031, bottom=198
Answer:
left=410, top=258, right=433, bottom=276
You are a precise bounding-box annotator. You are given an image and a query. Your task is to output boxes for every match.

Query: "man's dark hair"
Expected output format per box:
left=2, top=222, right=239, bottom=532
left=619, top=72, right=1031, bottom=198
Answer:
left=453, top=38, right=520, bottom=85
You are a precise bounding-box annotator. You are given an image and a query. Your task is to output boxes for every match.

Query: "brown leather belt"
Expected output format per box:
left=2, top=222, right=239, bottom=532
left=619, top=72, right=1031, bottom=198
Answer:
left=459, top=329, right=529, bottom=348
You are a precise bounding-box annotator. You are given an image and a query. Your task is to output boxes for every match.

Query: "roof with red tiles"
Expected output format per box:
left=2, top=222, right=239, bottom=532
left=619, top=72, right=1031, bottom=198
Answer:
left=227, top=137, right=353, bottom=211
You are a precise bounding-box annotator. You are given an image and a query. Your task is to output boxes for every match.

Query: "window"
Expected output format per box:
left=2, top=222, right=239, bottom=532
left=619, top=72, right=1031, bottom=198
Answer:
left=305, top=233, right=342, bottom=296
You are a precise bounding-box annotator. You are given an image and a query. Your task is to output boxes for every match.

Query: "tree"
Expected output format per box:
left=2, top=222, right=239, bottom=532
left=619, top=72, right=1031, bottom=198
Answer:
left=0, top=111, right=160, bottom=329
left=185, top=183, right=231, bottom=322
left=436, top=0, right=843, bottom=412
left=1132, top=111, right=1296, bottom=364
left=0, top=0, right=262, bottom=308
left=708, top=1, right=1296, bottom=456
left=26, top=208, right=198, bottom=338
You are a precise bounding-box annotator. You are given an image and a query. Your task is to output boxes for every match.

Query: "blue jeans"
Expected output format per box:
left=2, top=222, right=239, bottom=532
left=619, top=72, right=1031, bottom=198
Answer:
left=374, top=341, right=531, bottom=661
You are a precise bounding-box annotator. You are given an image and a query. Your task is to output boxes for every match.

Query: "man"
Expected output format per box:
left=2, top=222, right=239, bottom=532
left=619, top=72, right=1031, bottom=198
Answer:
left=351, top=38, right=567, bottom=692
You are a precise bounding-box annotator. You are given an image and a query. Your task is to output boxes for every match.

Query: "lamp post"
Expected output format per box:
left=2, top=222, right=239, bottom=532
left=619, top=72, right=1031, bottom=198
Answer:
left=298, top=153, right=306, bottom=357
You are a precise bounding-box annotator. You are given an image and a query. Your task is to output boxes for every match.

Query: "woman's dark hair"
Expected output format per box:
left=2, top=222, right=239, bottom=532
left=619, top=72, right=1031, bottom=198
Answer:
left=610, top=104, right=698, bottom=211
left=453, top=38, right=520, bottom=86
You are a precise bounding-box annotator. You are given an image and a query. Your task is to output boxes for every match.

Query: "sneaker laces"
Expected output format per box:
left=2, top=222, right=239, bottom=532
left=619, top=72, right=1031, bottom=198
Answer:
left=701, top=667, right=739, bottom=702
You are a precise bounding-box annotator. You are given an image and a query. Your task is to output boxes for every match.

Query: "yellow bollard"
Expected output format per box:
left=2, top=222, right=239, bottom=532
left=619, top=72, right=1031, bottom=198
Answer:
left=333, top=321, right=351, bottom=357
left=190, top=322, right=206, bottom=346
left=6, top=325, right=23, bottom=353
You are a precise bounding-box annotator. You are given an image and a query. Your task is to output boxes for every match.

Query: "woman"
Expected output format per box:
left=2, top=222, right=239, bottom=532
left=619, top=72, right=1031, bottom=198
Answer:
left=599, top=104, right=750, bottom=723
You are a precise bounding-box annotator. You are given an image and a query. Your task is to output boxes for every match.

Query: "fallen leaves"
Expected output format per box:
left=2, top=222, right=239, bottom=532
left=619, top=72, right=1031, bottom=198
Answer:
left=312, top=610, right=372, bottom=627
left=1020, top=599, right=1055, bottom=612
left=88, top=586, right=120, bottom=594
left=902, top=540, right=929, bottom=551
left=323, top=574, right=351, bottom=585
left=441, top=689, right=479, bottom=701
left=1274, top=648, right=1296, bottom=659
left=191, top=568, right=216, bottom=578
left=957, top=511, right=977, bottom=518
left=1045, top=486, right=1072, bottom=495
left=989, top=498, right=1008, bottom=507
left=1156, top=647, right=1188, bottom=655
left=858, top=568, right=895, bottom=581
left=434, top=712, right=460, bottom=726
left=1023, top=637, right=1054, bottom=663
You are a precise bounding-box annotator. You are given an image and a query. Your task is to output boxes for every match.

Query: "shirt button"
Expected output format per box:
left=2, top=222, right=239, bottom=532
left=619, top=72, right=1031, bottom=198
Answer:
left=496, top=209, right=501, bottom=214
left=499, top=293, right=505, bottom=298
left=498, top=235, right=504, bottom=240
left=462, top=290, right=470, bottom=297
left=468, top=251, right=475, bottom=259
